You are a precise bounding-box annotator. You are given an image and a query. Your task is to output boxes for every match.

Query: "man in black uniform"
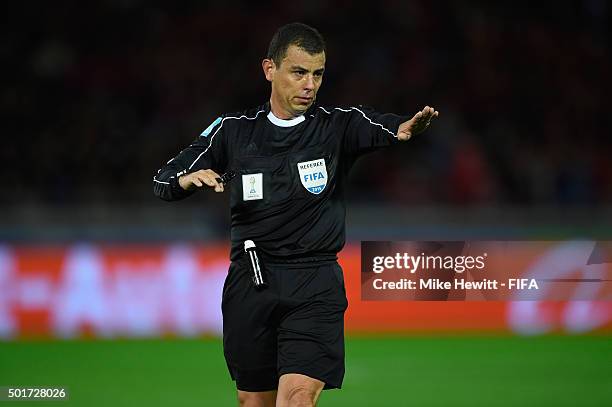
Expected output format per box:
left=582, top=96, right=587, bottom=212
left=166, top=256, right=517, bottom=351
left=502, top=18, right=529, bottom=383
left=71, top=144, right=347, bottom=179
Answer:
left=154, top=23, right=437, bottom=407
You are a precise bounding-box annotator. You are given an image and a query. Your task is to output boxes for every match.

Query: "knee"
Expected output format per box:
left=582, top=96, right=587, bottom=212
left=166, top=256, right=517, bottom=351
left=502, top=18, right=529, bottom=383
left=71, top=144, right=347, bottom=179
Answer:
left=286, top=385, right=318, bottom=407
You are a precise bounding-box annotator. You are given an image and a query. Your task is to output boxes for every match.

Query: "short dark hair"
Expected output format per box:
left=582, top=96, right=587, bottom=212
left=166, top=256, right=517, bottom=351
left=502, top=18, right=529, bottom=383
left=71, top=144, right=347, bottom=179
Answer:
left=266, top=22, right=326, bottom=66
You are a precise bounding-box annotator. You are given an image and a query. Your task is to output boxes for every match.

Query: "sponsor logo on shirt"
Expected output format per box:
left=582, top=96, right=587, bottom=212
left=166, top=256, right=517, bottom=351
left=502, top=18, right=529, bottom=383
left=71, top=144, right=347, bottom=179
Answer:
left=297, top=158, right=327, bottom=194
left=242, top=173, right=263, bottom=200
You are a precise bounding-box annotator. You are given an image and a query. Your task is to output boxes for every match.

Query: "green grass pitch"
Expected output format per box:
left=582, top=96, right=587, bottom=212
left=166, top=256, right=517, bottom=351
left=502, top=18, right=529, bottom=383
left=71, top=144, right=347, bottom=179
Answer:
left=1, top=336, right=610, bottom=406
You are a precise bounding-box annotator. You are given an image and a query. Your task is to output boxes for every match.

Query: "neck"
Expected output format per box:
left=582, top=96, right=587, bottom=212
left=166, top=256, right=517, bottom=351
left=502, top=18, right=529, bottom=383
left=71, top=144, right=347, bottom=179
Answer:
left=269, top=96, right=297, bottom=119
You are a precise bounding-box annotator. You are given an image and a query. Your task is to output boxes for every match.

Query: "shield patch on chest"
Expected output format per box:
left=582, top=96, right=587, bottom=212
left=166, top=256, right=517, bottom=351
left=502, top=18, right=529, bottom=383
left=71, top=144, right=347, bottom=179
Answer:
left=297, top=158, right=327, bottom=194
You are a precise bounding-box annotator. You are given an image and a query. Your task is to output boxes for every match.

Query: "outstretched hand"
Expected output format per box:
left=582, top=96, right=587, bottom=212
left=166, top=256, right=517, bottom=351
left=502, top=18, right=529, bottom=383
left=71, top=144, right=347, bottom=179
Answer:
left=397, top=106, right=439, bottom=141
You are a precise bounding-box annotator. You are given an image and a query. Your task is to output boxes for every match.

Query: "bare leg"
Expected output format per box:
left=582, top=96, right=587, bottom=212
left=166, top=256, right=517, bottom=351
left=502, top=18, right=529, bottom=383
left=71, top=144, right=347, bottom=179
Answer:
left=275, top=373, right=324, bottom=407
left=237, top=390, right=277, bottom=407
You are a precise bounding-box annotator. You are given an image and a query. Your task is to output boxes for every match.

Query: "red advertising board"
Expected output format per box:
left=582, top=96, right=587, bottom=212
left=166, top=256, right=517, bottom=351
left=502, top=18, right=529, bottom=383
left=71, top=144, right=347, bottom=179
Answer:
left=0, top=242, right=610, bottom=339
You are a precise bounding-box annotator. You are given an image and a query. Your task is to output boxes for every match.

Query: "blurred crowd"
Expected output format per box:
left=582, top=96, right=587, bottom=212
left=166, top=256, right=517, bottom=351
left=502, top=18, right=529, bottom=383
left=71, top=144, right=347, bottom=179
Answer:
left=4, top=0, right=611, bottom=207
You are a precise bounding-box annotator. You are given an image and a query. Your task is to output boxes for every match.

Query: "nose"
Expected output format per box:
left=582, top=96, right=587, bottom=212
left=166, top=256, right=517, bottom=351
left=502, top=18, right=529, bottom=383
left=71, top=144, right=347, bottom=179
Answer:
left=304, top=74, right=315, bottom=91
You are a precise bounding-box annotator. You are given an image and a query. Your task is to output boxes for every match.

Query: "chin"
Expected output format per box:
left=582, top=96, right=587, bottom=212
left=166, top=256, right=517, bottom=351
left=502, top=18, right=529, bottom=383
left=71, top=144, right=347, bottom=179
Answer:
left=294, top=102, right=313, bottom=112
left=291, top=105, right=308, bottom=115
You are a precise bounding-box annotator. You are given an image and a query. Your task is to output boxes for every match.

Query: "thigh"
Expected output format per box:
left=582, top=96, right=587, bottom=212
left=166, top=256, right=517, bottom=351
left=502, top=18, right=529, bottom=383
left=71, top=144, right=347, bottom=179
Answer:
left=222, top=262, right=280, bottom=392
left=277, top=263, right=348, bottom=390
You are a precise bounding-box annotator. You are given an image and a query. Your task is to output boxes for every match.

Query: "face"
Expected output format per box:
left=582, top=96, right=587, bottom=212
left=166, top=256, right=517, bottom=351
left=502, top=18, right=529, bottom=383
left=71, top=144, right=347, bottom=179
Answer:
left=263, top=45, right=325, bottom=118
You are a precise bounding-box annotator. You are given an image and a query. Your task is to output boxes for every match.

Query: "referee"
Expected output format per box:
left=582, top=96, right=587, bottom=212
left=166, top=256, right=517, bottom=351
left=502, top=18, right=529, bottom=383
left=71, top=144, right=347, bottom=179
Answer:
left=154, top=22, right=437, bottom=407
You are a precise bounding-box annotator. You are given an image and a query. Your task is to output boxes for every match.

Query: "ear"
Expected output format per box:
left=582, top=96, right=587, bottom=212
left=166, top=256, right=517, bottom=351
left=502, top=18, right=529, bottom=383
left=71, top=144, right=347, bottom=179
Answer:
left=262, top=58, right=275, bottom=82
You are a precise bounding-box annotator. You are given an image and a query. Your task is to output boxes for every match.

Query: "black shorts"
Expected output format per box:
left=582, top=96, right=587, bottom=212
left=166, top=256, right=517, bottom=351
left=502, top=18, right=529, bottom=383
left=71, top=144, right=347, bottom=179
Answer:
left=221, top=257, right=348, bottom=392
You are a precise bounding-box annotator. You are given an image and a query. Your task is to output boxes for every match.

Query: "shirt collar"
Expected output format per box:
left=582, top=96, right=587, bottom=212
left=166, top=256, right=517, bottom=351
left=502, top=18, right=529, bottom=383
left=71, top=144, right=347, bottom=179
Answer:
left=266, top=110, right=306, bottom=127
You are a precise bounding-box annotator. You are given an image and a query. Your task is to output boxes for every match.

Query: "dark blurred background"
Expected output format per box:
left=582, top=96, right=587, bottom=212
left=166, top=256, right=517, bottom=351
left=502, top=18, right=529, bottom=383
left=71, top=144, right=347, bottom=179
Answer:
left=2, top=3, right=611, bottom=405
left=2, top=0, right=611, bottom=239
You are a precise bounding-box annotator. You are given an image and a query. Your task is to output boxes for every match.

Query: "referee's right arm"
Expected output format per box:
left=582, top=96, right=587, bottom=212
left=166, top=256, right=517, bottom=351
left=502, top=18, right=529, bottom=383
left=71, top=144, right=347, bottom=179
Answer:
left=153, top=117, right=227, bottom=201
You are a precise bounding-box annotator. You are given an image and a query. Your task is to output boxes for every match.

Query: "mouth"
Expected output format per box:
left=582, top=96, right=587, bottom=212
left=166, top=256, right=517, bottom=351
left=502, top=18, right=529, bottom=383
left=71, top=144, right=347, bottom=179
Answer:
left=294, top=96, right=313, bottom=104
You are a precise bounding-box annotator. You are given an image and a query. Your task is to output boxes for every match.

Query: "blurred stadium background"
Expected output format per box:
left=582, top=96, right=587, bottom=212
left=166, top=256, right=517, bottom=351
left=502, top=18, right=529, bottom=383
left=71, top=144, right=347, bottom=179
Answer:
left=1, top=1, right=611, bottom=406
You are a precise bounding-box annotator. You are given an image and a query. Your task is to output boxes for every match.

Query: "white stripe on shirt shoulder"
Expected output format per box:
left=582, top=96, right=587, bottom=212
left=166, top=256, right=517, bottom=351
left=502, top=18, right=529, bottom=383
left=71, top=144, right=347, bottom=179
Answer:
left=318, top=106, right=396, bottom=138
left=188, top=109, right=265, bottom=170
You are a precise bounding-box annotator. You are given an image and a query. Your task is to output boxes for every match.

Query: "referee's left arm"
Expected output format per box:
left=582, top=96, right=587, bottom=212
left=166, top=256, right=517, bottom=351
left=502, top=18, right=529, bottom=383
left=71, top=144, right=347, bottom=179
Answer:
left=339, top=106, right=409, bottom=157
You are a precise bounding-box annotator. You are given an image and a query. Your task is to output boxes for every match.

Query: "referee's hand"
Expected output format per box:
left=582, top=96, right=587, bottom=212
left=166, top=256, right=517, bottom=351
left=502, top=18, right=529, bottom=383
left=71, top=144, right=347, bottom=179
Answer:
left=179, top=169, right=224, bottom=192
left=397, top=105, right=439, bottom=141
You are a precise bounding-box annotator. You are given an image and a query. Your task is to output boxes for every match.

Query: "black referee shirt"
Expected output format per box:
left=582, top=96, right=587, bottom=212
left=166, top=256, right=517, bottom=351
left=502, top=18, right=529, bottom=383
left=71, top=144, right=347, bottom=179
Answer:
left=154, top=102, right=408, bottom=261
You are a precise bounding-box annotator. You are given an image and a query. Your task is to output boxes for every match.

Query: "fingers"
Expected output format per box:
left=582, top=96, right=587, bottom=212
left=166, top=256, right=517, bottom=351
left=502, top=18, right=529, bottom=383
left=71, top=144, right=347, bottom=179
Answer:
left=420, top=105, right=435, bottom=121
left=417, top=105, right=439, bottom=128
left=188, top=170, right=224, bottom=192
left=398, top=105, right=439, bottom=140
